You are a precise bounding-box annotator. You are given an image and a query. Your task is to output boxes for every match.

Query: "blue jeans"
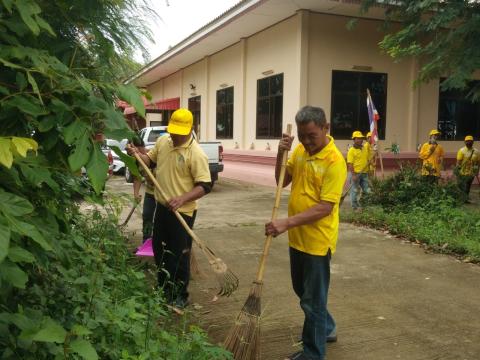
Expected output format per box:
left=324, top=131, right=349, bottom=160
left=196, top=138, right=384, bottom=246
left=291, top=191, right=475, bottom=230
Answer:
left=350, top=173, right=369, bottom=209
left=290, top=247, right=336, bottom=360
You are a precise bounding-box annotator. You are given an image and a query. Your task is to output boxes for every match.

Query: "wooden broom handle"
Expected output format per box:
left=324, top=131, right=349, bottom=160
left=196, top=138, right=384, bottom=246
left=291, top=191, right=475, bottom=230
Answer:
left=256, top=124, right=292, bottom=282
left=132, top=152, right=213, bottom=258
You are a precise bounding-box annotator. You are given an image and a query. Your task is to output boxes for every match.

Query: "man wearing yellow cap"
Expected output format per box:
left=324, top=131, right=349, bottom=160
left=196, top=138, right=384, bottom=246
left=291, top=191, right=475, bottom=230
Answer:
left=419, top=129, right=444, bottom=182
left=456, top=135, right=479, bottom=199
left=347, top=131, right=370, bottom=209
left=127, top=108, right=211, bottom=308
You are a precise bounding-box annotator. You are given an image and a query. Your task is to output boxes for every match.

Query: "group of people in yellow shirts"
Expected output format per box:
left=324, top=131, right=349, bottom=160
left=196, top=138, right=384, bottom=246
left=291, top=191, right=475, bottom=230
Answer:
left=346, top=128, right=480, bottom=208
left=419, top=129, right=480, bottom=201
left=346, top=131, right=377, bottom=209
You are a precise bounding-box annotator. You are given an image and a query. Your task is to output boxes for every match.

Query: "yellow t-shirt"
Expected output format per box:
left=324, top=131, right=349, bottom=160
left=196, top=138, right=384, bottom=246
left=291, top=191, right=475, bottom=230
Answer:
left=363, top=142, right=376, bottom=172
left=286, top=136, right=347, bottom=256
left=147, top=135, right=211, bottom=215
left=457, top=146, right=480, bottom=176
left=419, top=142, right=444, bottom=176
left=347, top=145, right=369, bottom=173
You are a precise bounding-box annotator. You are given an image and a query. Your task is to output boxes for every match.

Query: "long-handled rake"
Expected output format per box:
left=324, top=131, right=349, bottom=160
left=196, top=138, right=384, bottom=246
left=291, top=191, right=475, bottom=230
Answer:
left=119, top=199, right=140, bottom=228
left=132, top=153, right=239, bottom=296
left=224, top=124, right=292, bottom=359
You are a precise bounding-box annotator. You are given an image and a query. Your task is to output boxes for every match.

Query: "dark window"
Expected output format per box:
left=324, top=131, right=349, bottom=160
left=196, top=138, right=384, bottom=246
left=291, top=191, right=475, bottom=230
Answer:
left=256, top=73, right=283, bottom=139
left=330, top=70, right=387, bottom=140
left=188, top=96, right=201, bottom=139
left=216, top=87, right=234, bottom=139
left=438, top=79, right=480, bottom=140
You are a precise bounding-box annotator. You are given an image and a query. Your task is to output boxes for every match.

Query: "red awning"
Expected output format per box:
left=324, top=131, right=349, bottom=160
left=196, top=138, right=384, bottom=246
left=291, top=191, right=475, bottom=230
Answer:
left=122, top=97, right=180, bottom=115
left=155, top=97, right=180, bottom=110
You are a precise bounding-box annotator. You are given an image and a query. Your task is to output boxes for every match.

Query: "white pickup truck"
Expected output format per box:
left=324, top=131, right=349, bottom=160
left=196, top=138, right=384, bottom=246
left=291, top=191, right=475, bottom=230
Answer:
left=125, top=126, right=224, bottom=185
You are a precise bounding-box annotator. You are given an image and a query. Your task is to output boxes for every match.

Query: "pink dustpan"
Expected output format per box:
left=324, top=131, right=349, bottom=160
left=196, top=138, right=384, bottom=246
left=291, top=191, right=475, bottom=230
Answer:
left=136, top=238, right=154, bottom=257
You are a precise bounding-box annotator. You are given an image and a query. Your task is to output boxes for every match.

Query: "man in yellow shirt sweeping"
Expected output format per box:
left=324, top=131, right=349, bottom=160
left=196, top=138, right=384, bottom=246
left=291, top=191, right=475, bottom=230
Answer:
left=265, top=106, right=347, bottom=360
left=456, top=135, right=480, bottom=200
left=347, top=131, right=370, bottom=209
left=419, top=129, right=444, bottom=183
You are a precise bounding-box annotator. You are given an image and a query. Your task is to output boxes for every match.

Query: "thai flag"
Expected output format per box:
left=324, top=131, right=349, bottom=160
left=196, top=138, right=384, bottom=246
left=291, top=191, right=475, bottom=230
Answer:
left=367, top=90, right=379, bottom=144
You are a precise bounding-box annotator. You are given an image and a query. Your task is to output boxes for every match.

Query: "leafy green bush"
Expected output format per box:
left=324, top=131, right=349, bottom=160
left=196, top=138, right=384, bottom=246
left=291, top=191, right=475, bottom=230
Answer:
left=1, top=205, right=231, bottom=359
left=342, top=202, right=480, bottom=262
left=0, top=2, right=231, bottom=359
left=363, top=163, right=466, bottom=211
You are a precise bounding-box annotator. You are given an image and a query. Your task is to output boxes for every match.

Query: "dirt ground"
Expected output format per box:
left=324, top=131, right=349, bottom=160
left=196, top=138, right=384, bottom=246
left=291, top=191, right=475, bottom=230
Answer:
left=109, top=175, right=480, bottom=360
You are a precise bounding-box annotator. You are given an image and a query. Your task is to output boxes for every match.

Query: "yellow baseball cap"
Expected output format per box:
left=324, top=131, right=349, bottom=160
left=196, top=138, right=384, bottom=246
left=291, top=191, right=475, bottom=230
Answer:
left=429, top=129, right=441, bottom=136
left=352, top=131, right=364, bottom=139
left=366, top=131, right=372, bottom=137
left=465, top=135, right=474, bottom=141
left=167, top=109, right=193, bottom=135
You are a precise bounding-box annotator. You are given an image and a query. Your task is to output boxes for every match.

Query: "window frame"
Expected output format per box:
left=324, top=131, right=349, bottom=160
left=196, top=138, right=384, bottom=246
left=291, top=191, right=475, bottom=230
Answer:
left=330, top=70, right=387, bottom=140
left=216, top=86, right=234, bottom=140
left=256, top=73, right=284, bottom=139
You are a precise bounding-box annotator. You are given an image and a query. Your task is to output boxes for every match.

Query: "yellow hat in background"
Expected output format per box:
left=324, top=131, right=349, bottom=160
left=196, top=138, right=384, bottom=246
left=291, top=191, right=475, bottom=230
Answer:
left=429, top=129, right=441, bottom=136
left=351, top=131, right=364, bottom=139
left=366, top=131, right=372, bottom=137
left=465, top=135, right=474, bottom=141
left=167, top=109, right=193, bottom=135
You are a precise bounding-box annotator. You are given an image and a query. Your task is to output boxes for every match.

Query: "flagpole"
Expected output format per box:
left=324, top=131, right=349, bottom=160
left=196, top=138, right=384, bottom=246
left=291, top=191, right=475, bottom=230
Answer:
left=367, top=88, right=384, bottom=179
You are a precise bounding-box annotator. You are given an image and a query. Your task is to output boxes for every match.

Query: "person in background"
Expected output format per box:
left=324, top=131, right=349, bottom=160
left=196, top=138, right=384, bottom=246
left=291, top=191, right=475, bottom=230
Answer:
left=347, top=131, right=370, bottom=210
left=364, top=131, right=377, bottom=177
left=456, top=135, right=480, bottom=201
left=131, top=137, right=156, bottom=243
left=127, top=109, right=211, bottom=309
left=419, top=129, right=444, bottom=183
left=265, top=106, right=347, bottom=360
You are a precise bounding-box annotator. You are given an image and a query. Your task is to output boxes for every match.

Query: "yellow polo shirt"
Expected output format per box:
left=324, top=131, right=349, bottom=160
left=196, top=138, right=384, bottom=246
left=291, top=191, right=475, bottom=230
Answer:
left=147, top=135, right=211, bottom=215
left=457, top=146, right=480, bottom=176
left=286, top=136, right=347, bottom=256
left=347, top=145, right=369, bottom=173
left=363, top=142, right=376, bottom=172
left=419, top=142, right=444, bottom=176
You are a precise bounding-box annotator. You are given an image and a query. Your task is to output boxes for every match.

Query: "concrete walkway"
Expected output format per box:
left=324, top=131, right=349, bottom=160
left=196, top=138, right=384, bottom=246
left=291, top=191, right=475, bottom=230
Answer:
left=184, top=178, right=480, bottom=360
left=110, top=169, right=480, bottom=360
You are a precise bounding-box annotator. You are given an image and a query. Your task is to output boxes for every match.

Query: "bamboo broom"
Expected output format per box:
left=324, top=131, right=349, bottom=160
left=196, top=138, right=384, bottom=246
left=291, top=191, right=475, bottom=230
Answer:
left=132, top=152, right=239, bottom=297
left=224, top=124, right=292, bottom=359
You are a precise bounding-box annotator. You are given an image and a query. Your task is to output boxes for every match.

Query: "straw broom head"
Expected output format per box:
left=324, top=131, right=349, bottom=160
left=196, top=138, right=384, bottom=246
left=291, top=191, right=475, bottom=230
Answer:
left=224, top=281, right=263, bottom=360
left=210, top=257, right=239, bottom=297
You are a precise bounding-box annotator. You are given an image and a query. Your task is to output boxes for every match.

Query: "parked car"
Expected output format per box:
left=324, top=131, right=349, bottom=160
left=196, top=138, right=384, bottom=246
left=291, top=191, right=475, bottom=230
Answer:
left=125, top=126, right=224, bottom=185
left=102, top=138, right=128, bottom=174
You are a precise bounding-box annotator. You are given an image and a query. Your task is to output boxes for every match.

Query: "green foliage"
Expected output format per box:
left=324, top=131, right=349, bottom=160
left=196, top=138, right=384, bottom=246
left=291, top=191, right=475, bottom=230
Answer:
left=0, top=1, right=230, bottom=359
left=361, top=0, right=480, bottom=100
left=363, top=163, right=466, bottom=211
left=343, top=164, right=480, bottom=261
left=0, top=207, right=231, bottom=359
left=342, top=202, right=480, bottom=262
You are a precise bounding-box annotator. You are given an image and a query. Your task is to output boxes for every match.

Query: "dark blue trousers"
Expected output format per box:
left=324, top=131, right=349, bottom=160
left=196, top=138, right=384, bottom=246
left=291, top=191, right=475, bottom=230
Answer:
left=290, top=247, right=336, bottom=360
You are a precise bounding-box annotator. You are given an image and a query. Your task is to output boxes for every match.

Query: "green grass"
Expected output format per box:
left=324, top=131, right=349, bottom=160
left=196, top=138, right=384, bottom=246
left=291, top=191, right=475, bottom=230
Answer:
left=341, top=204, right=480, bottom=262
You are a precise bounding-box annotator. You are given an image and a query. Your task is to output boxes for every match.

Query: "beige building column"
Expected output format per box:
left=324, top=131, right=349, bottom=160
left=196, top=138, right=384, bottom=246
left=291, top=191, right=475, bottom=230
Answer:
left=407, top=58, right=419, bottom=151
left=296, top=9, right=310, bottom=109
left=203, top=56, right=210, bottom=141
left=240, top=38, right=247, bottom=149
